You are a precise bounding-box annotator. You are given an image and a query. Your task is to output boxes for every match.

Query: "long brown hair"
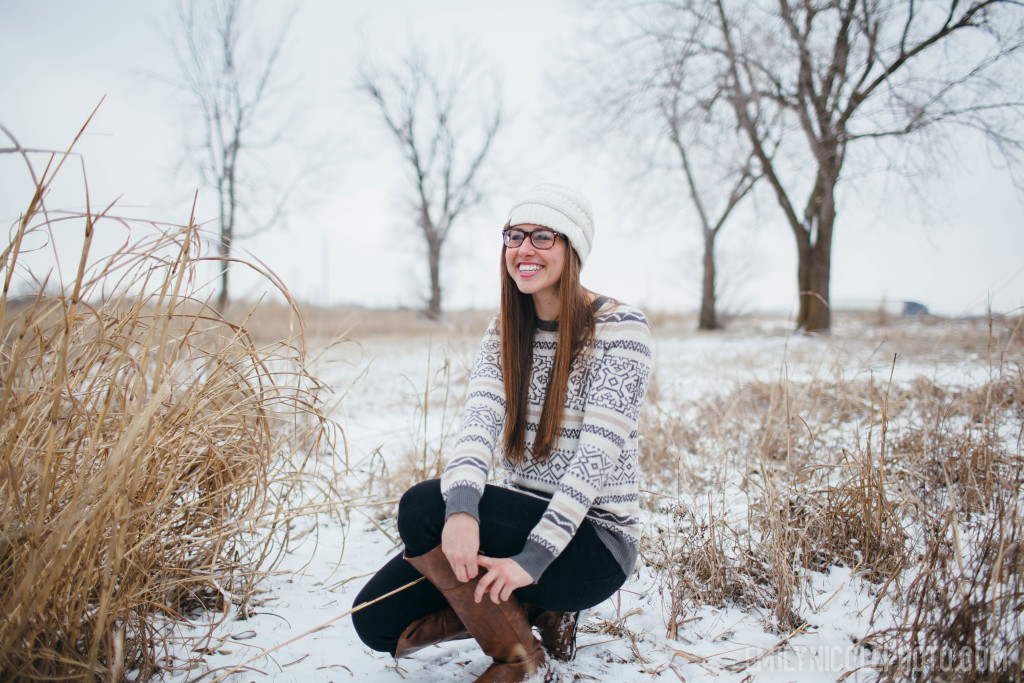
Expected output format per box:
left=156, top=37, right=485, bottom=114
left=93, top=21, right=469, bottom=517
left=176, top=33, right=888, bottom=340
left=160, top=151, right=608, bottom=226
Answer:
left=499, top=231, right=596, bottom=464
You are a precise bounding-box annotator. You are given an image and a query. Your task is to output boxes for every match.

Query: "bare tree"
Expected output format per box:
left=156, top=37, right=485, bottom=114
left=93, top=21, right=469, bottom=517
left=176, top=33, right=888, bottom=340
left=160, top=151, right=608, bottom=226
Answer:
left=574, top=10, right=762, bottom=330
left=169, top=0, right=296, bottom=312
left=596, top=0, right=1024, bottom=332
left=358, top=48, right=502, bottom=320
left=658, top=56, right=761, bottom=330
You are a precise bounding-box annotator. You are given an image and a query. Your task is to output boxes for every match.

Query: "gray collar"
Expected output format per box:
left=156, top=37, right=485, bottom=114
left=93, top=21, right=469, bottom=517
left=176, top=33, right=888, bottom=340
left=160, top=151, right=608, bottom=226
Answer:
left=535, top=295, right=611, bottom=331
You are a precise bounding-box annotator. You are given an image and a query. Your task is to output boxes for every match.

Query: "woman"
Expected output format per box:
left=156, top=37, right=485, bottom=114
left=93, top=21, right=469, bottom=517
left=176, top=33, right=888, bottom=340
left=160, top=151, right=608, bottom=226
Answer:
left=352, top=183, right=652, bottom=682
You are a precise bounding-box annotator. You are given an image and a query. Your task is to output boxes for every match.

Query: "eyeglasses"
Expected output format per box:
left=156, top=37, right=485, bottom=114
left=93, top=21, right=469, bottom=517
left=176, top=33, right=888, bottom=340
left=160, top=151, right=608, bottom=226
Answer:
left=502, top=227, right=562, bottom=250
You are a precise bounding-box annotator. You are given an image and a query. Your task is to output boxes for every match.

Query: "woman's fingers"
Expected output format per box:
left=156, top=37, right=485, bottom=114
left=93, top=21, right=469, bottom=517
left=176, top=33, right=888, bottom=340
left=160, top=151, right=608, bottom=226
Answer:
left=447, top=552, right=477, bottom=582
left=473, top=556, right=532, bottom=603
left=447, top=550, right=467, bottom=581
left=474, top=567, right=496, bottom=603
left=474, top=556, right=502, bottom=603
left=462, top=557, right=479, bottom=581
left=441, top=513, right=480, bottom=582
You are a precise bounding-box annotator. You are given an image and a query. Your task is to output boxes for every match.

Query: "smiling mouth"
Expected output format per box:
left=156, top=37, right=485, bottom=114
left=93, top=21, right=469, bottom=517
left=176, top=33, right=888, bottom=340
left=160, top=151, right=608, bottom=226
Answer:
left=518, top=264, right=543, bottom=276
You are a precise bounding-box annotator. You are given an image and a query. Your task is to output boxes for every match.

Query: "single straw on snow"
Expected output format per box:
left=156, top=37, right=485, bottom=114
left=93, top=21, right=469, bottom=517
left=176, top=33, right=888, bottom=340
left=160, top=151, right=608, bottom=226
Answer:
left=210, top=576, right=426, bottom=682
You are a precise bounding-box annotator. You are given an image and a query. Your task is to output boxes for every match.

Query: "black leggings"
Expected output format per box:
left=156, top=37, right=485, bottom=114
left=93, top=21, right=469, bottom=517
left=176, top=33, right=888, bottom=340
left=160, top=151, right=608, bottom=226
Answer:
left=351, top=479, right=627, bottom=654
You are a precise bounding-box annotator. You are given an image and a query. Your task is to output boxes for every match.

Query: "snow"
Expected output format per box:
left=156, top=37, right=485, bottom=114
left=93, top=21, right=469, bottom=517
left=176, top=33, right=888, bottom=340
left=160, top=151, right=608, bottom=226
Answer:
left=155, top=315, right=1013, bottom=682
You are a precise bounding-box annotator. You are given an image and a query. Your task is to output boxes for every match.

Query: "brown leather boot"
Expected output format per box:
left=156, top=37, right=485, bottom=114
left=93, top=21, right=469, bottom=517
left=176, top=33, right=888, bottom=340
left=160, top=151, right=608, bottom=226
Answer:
left=406, top=547, right=552, bottom=682
left=394, top=603, right=471, bottom=658
left=395, top=602, right=577, bottom=662
left=526, top=606, right=579, bottom=662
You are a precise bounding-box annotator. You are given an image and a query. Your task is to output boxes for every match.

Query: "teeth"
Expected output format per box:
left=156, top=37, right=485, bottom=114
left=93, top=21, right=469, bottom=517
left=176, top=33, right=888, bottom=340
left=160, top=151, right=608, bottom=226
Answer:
left=519, top=264, right=542, bottom=273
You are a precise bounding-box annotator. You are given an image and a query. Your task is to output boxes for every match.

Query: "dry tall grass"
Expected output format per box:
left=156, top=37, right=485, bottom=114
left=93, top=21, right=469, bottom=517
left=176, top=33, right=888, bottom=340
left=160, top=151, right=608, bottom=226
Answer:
left=639, top=316, right=1024, bottom=680
left=1, top=125, right=339, bottom=679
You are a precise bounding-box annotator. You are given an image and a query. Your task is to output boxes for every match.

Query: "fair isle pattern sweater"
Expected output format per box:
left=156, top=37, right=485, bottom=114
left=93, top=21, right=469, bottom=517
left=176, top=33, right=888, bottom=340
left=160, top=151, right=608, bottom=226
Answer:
left=440, top=297, right=653, bottom=582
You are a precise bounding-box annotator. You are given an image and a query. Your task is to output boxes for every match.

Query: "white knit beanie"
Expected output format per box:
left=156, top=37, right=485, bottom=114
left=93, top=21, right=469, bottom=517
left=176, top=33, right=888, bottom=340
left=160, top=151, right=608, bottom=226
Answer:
left=507, top=183, right=594, bottom=266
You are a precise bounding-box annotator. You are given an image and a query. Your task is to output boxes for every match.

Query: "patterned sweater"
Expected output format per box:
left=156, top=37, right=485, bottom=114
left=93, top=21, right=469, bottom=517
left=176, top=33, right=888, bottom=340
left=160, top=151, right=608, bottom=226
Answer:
left=441, top=297, right=653, bottom=582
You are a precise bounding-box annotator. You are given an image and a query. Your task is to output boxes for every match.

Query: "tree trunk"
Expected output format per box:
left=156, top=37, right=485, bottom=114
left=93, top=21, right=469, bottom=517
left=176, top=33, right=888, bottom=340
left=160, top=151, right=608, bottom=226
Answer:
left=699, top=228, right=718, bottom=330
left=216, top=197, right=233, bottom=314
left=795, top=177, right=836, bottom=333
left=426, top=238, right=442, bottom=320
left=217, top=261, right=230, bottom=313
left=796, top=240, right=831, bottom=332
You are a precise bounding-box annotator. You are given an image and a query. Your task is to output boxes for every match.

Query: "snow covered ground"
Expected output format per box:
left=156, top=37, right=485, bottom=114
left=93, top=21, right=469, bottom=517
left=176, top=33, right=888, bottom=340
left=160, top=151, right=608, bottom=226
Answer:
left=158, top=314, right=1013, bottom=682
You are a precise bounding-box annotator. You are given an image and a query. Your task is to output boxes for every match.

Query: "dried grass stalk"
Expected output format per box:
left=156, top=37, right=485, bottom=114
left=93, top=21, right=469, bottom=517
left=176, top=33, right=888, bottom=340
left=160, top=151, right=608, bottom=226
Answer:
left=1, top=126, right=338, bottom=679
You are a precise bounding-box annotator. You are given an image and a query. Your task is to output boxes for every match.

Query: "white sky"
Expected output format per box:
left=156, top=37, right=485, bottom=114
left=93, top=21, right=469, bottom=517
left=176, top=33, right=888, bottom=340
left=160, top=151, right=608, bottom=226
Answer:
left=2, top=0, right=1022, bottom=318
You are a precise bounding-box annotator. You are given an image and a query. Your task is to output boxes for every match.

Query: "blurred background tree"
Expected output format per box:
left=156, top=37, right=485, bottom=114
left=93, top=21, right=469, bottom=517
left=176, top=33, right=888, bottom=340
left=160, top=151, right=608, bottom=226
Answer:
left=575, top=7, right=765, bottom=331
left=167, top=0, right=299, bottom=312
left=358, top=46, right=503, bottom=320
left=658, top=61, right=762, bottom=330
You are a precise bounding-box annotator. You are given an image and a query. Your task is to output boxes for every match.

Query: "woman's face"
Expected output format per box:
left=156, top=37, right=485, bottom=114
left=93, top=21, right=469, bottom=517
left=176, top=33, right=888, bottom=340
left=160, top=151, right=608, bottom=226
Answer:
left=504, top=223, right=567, bottom=309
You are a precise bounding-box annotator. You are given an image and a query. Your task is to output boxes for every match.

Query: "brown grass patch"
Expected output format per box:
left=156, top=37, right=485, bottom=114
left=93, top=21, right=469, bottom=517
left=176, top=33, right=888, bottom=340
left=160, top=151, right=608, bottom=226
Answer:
left=639, top=321, right=1023, bottom=664
left=1, top=124, right=339, bottom=679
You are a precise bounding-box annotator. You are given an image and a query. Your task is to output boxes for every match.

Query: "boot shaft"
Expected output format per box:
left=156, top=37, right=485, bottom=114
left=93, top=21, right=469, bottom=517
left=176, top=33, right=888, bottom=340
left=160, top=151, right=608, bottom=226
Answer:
left=405, top=547, right=552, bottom=682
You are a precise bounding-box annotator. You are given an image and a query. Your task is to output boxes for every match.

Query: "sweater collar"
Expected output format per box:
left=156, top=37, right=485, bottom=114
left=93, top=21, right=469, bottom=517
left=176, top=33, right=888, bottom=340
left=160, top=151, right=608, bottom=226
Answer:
left=535, top=295, right=611, bottom=331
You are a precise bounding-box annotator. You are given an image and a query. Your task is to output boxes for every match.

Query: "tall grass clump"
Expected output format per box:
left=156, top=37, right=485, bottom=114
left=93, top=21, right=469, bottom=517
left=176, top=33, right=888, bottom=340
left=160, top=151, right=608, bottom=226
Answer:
left=865, top=344, right=1024, bottom=682
left=0, top=126, right=338, bottom=679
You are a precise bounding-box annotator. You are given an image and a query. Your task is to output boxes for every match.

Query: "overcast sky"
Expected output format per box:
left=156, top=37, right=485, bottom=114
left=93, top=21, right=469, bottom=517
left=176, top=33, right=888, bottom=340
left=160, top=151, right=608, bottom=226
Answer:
left=2, top=0, right=1022, bottom=318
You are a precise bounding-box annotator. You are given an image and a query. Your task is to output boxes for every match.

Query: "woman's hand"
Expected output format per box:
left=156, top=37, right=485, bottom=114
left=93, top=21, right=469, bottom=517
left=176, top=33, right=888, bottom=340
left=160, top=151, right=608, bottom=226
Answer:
left=441, top=512, right=480, bottom=582
left=474, top=556, right=533, bottom=604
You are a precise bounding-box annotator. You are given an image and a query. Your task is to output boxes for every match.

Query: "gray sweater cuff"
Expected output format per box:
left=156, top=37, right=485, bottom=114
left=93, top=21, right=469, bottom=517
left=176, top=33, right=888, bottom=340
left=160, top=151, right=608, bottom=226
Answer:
left=510, top=539, right=557, bottom=583
left=444, top=483, right=482, bottom=523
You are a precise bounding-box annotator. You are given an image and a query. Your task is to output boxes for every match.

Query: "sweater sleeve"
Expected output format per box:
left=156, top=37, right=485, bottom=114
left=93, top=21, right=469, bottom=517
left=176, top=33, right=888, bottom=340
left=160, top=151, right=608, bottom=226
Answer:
left=440, top=322, right=506, bottom=522
left=511, top=312, right=652, bottom=581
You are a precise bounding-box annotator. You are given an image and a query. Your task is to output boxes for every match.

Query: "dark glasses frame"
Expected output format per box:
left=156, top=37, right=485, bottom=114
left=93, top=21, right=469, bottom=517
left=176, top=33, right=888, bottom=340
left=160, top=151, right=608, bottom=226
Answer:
left=501, top=227, right=563, bottom=250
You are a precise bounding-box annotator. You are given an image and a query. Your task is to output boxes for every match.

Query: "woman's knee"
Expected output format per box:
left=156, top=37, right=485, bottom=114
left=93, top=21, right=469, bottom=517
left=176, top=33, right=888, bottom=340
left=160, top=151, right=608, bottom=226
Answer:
left=397, top=479, right=445, bottom=552
left=350, top=593, right=395, bottom=654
